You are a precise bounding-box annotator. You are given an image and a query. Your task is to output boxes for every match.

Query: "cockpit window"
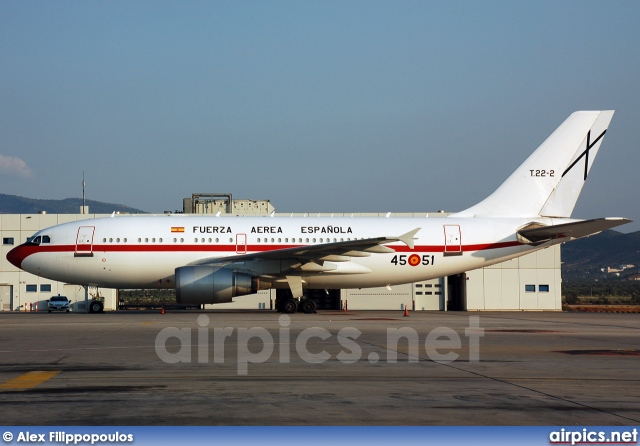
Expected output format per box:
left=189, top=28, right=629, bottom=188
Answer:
left=26, top=234, right=50, bottom=245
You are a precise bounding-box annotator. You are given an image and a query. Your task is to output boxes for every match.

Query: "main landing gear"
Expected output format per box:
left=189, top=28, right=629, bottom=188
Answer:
left=276, top=296, right=317, bottom=314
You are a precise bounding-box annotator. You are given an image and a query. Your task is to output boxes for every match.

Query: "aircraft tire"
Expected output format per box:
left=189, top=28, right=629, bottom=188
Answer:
left=282, top=299, right=298, bottom=314
left=301, top=299, right=317, bottom=314
left=89, top=301, right=104, bottom=313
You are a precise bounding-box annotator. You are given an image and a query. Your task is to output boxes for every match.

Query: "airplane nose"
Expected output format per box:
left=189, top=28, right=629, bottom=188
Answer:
left=7, top=245, right=30, bottom=269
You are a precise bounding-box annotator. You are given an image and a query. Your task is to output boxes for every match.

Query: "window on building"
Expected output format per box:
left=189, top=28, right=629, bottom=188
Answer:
left=26, top=284, right=37, bottom=292
left=2, top=237, right=14, bottom=245
left=525, top=284, right=536, bottom=292
left=40, top=284, right=52, bottom=292
left=539, top=284, right=550, bottom=292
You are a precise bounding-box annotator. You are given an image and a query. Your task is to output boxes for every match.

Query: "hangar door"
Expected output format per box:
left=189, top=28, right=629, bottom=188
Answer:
left=0, top=285, right=12, bottom=311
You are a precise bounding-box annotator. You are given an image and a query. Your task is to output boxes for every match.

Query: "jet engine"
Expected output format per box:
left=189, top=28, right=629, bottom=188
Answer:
left=175, top=266, right=259, bottom=305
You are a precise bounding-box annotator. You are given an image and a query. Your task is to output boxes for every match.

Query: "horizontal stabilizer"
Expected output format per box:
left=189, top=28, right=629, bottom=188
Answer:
left=517, top=218, right=631, bottom=245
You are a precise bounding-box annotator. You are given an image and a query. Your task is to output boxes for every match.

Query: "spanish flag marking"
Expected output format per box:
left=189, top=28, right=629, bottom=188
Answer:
left=171, top=227, right=185, bottom=233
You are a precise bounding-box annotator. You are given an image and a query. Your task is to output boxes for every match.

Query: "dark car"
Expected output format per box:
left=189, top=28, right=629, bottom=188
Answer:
left=48, top=295, right=71, bottom=312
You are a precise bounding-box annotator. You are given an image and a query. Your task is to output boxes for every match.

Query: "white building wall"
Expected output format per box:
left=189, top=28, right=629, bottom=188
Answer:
left=465, top=246, right=561, bottom=311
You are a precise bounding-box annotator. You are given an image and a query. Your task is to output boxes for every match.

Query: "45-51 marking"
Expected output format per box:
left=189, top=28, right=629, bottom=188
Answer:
left=391, top=254, right=435, bottom=267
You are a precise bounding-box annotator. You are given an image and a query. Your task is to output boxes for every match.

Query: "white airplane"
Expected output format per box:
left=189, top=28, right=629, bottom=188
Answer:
left=7, top=111, right=631, bottom=313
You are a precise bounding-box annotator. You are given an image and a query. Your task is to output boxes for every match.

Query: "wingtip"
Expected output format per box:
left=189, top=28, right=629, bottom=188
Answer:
left=398, top=228, right=421, bottom=249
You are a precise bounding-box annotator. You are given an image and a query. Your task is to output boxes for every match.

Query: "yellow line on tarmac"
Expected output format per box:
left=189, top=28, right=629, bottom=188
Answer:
left=0, top=371, right=61, bottom=391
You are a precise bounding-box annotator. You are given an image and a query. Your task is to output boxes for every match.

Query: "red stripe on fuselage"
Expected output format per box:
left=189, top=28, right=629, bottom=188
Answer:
left=8, top=241, right=523, bottom=269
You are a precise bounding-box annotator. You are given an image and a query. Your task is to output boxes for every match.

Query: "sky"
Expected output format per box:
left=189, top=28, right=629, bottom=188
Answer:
left=1, top=1, right=639, bottom=231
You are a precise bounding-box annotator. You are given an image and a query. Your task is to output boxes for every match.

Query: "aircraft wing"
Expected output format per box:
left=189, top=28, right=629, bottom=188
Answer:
left=517, top=218, right=631, bottom=245
left=189, top=228, right=420, bottom=266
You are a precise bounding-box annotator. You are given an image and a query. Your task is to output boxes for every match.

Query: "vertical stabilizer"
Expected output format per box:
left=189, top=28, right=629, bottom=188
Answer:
left=452, top=111, right=614, bottom=218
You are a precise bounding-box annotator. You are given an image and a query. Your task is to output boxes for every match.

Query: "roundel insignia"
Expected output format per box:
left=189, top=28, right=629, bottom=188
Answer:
left=408, top=254, right=421, bottom=267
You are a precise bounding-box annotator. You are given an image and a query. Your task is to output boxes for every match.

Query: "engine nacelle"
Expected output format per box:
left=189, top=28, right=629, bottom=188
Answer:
left=175, top=266, right=258, bottom=305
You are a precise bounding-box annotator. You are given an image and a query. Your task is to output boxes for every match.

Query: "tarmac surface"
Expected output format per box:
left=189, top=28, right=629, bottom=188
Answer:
left=0, top=310, right=638, bottom=425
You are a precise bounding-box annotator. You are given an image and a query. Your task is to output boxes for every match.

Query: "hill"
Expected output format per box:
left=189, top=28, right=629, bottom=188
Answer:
left=561, top=229, right=640, bottom=280
left=0, top=193, right=146, bottom=215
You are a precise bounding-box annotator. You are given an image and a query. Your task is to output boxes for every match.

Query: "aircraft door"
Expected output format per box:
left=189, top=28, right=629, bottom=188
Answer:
left=236, top=233, right=247, bottom=254
left=75, top=226, right=95, bottom=257
left=443, top=225, right=462, bottom=256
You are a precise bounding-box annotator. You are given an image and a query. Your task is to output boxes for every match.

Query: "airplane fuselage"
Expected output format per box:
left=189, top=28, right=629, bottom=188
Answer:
left=10, top=214, right=565, bottom=290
